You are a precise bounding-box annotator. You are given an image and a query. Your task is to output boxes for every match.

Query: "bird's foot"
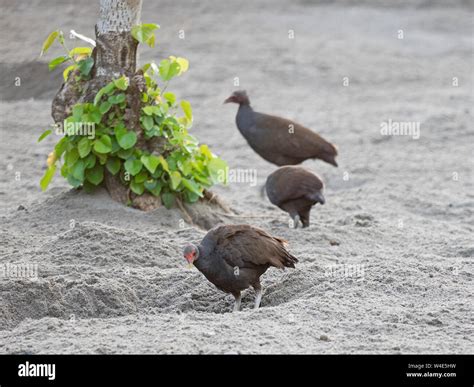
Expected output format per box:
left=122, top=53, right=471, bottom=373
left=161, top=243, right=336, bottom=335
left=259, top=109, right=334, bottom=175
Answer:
left=290, top=215, right=300, bottom=229
left=233, top=294, right=241, bottom=312
left=254, top=288, right=262, bottom=309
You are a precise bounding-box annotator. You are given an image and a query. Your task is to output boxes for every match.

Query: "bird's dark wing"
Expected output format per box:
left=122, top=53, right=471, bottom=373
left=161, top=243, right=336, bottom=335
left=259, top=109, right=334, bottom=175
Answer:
left=206, top=225, right=298, bottom=269
left=254, top=112, right=338, bottom=159
left=267, top=167, right=324, bottom=205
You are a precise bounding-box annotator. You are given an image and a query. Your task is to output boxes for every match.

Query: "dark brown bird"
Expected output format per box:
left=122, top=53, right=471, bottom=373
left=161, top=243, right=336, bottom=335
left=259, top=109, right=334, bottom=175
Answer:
left=183, top=224, right=298, bottom=312
left=224, top=90, right=338, bottom=167
left=266, top=166, right=325, bottom=228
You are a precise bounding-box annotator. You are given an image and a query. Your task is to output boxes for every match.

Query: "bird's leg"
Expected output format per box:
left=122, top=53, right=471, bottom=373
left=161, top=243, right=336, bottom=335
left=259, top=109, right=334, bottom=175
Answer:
left=254, top=286, right=263, bottom=309
left=233, top=292, right=241, bottom=312
left=291, top=214, right=300, bottom=229
left=259, top=183, right=267, bottom=199
left=301, top=210, right=310, bottom=228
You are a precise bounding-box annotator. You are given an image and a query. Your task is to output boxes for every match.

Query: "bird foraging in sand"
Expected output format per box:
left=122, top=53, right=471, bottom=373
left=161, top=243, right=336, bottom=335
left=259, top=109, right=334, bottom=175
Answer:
left=266, top=166, right=325, bottom=228
left=224, top=90, right=338, bottom=167
left=183, top=224, right=298, bottom=312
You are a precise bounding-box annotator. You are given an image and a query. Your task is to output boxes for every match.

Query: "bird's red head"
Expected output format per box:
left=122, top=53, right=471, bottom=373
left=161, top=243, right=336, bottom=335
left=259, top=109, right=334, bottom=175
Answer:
left=183, top=244, right=199, bottom=264
left=224, top=90, right=250, bottom=105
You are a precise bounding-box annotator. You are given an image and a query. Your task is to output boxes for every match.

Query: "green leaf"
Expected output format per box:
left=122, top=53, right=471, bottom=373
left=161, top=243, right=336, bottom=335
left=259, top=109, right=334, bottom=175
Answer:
left=94, top=82, right=116, bottom=105
left=99, top=101, right=112, bottom=114
left=40, top=165, right=56, bottom=191
left=167, top=157, right=177, bottom=171
left=65, top=148, right=79, bottom=167
left=113, top=76, right=129, bottom=90
left=96, top=152, right=107, bottom=165
left=208, top=157, right=228, bottom=184
left=199, top=144, right=213, bottom=159
left=93, top=135, right=112, bottom=153
left=142, top=106, right=155, bottom=116
left=60, top=163, right=68, bottom=178
left=151, top=167, right=163, bottom=179
left=144, top=180, right=162, bottom=196
left=168, top=56, right=189, bottom=75
left=140, top=154, right=160, bottom=173
left=180, top=100, right=192, bottom=121
left=169, top=171, right=182, bottom=190
left=37, top=129, right=52, bottom=143
left=115, top=129, right=137, bottom=150
left=142, top=115, right=154, bottom=130
left=67, top=174, right=82, bottom=188
left=106, top=157, right=121, bottom=175
left=69, top=47, right=92, bottom=57
left=130, top=180, right=145, bottom=195
left=175, top=57, right=189, bottom=74
left=163, top=92, right=176, bottom=105
left=40, top=30, right=60, bottom=56
left=85, top=164, right=104, bottom=185
left=158, top=155, right=169, bottom=172
left=115, top=93, right=126, bottom=103
left=109, top=93, right=126, bottom=105
left=48, top=56, right=69, bottom=71
left=63, top=65, right=76, bottom=81
left=159, top=59, right=180, bottom=81
left=142, top=61, right=159, bottom=76
left=177, top=159, right=192, bottom=175
left=54, top=137, right=68, bottom=157
left=78, top=137, right=92, bottom=158
left=72, top=104, right=84, bottom=120
left=194, top=174, right=212, bottom=186
left=89, top=110, right=102, bottom=124
left=184, top=190, right=200, bottom=203
left=131, top=23, right=159, bottom=47
left=84, top=153, right=96, bottom=169
left=111, top=137, right=121, bottom=153
left=134, top=170, right=149, bottom=184
left=71, top=159, right=86, bottom=181
left=77, top=57, right=94, bottom=77
left=117, top=148, right=134, bottom=160
left=182, top=178, right=204, bottom=197
left=124, top=158, right=143, bottom=176
left=161, top=192, right=175, bottom=209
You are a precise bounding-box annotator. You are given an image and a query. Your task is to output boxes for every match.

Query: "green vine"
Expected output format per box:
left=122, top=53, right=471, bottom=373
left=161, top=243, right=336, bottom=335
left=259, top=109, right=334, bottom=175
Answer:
left=40, top=30, right=94, bottom=81
left=38, top=25, right=228, bottom=208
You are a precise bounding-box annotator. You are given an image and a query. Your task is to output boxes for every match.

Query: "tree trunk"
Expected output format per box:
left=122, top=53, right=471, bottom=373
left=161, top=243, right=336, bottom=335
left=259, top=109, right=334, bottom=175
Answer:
left=53, top=0, right=162, bottom=209
left=50, top=0, right=232, bottom=225
left=52, top=0, right=142, bottom=124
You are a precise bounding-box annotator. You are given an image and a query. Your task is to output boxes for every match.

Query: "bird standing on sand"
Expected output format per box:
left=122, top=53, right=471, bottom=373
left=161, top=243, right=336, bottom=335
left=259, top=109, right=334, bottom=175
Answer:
left=183, top=224, right=298, bottom=312
left=224, top=90, right=338, bottom=167
left=266, top=166, right=325, bottom=228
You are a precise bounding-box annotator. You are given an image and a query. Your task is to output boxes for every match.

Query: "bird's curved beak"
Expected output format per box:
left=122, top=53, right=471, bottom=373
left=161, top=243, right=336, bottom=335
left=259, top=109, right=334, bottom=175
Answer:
left=223, top=96, right=233, bottom=104
left=185, top=254, right=195, bottom=267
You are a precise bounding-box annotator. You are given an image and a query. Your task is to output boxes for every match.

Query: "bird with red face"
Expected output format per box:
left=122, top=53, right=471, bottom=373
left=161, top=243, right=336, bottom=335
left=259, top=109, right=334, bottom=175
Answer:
left=224, top=90, right=338, bottom=167
left=183, top=224, right=298, bottom=312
